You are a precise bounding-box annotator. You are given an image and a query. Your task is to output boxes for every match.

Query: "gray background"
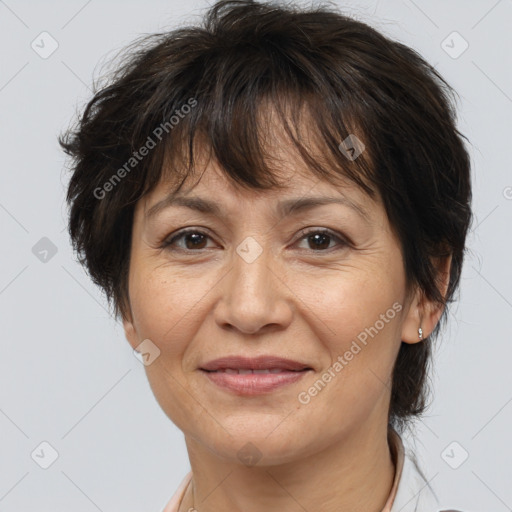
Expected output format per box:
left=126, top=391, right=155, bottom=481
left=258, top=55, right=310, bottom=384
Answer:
left=0, top=0, right=511, bottom=510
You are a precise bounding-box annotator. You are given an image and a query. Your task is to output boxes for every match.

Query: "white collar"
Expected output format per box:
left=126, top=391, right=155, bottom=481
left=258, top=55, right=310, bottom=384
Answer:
left=390, top=449, right=441, bottom=511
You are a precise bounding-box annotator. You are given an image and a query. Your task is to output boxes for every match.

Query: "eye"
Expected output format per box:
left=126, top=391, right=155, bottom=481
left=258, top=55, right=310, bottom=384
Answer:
left=161, top=227, right=349, bottom=253
left=161, top=229, right=215, bottom=251
left=295, top=228, right=348, bottom=252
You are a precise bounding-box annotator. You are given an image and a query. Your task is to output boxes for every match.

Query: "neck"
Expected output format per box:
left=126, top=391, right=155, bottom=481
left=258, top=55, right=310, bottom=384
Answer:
left=178, top=421, right=396, bottom=512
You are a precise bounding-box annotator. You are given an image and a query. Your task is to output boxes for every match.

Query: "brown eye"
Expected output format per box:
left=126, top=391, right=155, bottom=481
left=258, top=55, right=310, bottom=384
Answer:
left=161, top=227, right=348, bottom=254
left=162, top=229, right=213, bottom=251
left=296, top=228, right=348, bottom=252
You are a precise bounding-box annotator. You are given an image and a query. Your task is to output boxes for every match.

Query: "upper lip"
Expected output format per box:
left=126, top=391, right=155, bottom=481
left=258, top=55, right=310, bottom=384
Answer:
left=200, top=356, right=312, bottom=372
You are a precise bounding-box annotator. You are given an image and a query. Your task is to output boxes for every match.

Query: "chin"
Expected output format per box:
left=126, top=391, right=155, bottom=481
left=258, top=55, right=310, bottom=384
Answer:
left=194, top=422, right=316, bottom=467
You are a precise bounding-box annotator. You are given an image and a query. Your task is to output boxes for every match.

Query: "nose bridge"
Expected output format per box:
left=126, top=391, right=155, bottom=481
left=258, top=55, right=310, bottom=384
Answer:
left=214, top=235, right=292, bottom=334
left=234, top=235, right=273, bottom=297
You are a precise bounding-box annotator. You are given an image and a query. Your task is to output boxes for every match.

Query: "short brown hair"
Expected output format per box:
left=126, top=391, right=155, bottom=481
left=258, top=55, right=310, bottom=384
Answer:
left=59, top=0, right=473, bottom=433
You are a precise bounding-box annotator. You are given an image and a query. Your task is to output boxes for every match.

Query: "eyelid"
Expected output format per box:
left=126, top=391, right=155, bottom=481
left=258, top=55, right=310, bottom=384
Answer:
left=162, top=227, right=216, bottom=250
left=294, top=227, right=350, bottom=250
left=161, top=226, right=350, bottom=252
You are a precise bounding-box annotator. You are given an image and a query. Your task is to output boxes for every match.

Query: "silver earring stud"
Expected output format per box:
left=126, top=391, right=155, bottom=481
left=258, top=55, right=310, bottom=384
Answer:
left=418, top=327, right=423, bottom=340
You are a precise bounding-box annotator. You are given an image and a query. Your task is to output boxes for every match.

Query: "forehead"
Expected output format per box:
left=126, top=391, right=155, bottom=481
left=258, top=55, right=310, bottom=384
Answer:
left=139, top=160, right=378, bottom=227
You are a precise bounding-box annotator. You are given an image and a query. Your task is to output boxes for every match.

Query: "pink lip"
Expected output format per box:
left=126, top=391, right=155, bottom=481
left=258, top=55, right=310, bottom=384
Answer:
left=201, top=368, right=311, bottom=395
left=199, top=355, right=313, bottom=395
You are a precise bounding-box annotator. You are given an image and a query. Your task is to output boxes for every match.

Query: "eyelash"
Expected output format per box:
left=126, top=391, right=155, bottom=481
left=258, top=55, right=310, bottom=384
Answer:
left=160, top=227, right=349, bottom=253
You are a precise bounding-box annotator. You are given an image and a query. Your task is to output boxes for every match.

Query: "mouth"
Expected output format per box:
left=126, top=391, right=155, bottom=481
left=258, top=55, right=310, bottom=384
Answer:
left=201, top=367, right=310, bottom=374
left=200, top=355, right=312, bottom=373
left=199, top=357, right=313, bottom=395
left=199, top=356, right=313, bottom=395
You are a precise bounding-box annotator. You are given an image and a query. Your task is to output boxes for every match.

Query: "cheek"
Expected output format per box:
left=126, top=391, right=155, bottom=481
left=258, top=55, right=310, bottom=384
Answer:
left=293, top=260, right=404, bottom=340
left=128, top=267, right=213, bottom=429
left=128, top=264, right=225, bottom=363
left=130, top=267, right=192, bottom=335
left=290, top=256, right=405, bottom=393
left=292, top=275, right=403, bottom=435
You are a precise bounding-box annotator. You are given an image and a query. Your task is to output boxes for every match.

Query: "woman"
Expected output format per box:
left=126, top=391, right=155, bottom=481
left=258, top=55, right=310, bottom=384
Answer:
left=59, top=1, right=472, bottom=511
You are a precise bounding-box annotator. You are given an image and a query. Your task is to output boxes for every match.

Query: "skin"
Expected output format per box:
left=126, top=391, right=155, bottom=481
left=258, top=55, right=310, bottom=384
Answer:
left=122, top=133, right=451, bottom=512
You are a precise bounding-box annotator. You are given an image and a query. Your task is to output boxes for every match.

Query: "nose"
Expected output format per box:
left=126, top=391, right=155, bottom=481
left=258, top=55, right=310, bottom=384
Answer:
left=213, top=242, right=294, bottom=335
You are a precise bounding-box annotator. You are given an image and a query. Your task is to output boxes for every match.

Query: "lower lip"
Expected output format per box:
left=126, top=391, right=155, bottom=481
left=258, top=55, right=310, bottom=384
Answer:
left=200, top=369, right=310, bottom=395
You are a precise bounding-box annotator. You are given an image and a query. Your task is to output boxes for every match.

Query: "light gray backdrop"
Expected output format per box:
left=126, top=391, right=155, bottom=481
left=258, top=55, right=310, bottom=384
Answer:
left=0, top=0, right=511, bottom=511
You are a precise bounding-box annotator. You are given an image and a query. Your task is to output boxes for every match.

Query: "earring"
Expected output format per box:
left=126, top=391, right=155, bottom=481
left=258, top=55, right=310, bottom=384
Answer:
left=418, top=327, right=423, bottom=340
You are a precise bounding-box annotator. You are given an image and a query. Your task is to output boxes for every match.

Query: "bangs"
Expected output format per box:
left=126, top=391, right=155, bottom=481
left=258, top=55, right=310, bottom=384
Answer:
left=134, top=41, right=379, bottom=202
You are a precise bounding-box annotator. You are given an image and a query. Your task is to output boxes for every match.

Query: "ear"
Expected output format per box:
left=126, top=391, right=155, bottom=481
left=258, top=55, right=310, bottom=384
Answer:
left=400, top=254, right=452, bottom=344
left=122, top=308, right=140, bottom=351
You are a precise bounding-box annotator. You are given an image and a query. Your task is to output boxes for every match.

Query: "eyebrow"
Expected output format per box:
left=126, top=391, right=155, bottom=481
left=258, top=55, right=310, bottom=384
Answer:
left=145, top=193, right=371, bottom=223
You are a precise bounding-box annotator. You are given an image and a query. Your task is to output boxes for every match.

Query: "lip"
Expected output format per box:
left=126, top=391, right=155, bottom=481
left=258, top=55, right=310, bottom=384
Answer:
left=201, top=369, right=311, bottom=395
left=199, top=356, right=313, bottom=396
left=200, top=355, right=312, bottom=372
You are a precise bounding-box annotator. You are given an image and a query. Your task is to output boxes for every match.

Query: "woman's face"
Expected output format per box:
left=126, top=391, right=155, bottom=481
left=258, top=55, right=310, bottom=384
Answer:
left=123, top=149, right=424, bottom=465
